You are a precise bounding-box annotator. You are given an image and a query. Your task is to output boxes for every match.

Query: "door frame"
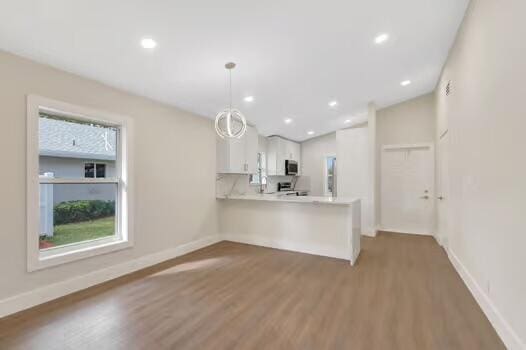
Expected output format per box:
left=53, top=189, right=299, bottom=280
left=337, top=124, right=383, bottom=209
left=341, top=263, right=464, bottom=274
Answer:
left=436, top=131, right=450, bottom=249
left=323, top=153, right=336, bottom=196
left=380, top=142, right=435, bottom=236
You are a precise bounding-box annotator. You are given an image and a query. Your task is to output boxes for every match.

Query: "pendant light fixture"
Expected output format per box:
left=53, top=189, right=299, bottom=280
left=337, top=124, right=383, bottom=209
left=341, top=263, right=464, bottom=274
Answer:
left=215, top=62, right=247, bottom=139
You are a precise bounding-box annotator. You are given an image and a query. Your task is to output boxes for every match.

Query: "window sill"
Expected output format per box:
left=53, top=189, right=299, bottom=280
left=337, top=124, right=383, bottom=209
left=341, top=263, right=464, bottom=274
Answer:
left=29, top=237, right=132, bottom=272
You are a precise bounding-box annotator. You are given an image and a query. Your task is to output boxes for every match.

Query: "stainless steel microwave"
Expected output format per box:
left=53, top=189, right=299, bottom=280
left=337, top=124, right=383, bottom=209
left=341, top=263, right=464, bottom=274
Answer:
left=285, top=160, right=298, bottom=175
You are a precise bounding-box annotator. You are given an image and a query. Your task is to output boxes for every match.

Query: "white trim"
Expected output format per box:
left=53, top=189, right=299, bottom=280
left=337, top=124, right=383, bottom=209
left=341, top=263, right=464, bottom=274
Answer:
left=448, top=249, right=525, bottom=350
left=377, top=227, right=434, bottom=236
left=323, top=153, right=336, bottom=196
left=39, top=177, right=118, bottom=184
left=382, top=142, right=433, bottom=151
left=361, top=230, right=377, bottom=238
left=40, top=150, right=117, bottom=161
left=27, top=95, right=135, bottom=272
left=37, top=239, right=133, bottom=270
left=0, top=235, right=220, bottom=318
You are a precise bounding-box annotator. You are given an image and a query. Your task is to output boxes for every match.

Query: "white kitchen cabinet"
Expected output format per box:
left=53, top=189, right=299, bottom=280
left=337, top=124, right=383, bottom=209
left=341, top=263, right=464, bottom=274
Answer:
left=289, top=142, right=301, bottom=162
left=216, top=125, right=259, bottom=174
left=267, top=137, right=278, bottom=176
left=245, top=126, right=258, bottom=174
left=267, top=136, right=300, bottom=175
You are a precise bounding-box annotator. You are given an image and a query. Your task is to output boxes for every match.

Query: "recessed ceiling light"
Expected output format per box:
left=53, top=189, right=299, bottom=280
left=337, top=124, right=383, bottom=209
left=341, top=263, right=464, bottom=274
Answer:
left=400, top=80, right=412, bottom=86
left=328, top=100, right=338, bottom=108
left=344, top=119, right=352, bottom=124
left=307, top=131, right=315, bottom=135
left=284, top=118, right=293, bottom=124
left=244, top=96, right=254, bottom=102
left=374, top=33, right=389, bottom=44
left=141, top=38, right=157, bottom=49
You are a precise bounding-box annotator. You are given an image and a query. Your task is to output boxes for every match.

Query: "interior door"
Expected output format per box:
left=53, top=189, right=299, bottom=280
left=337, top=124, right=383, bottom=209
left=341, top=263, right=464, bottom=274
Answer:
left=381, top=144, right=434, bottom=235
left=437, top=133, right=450, bottom=248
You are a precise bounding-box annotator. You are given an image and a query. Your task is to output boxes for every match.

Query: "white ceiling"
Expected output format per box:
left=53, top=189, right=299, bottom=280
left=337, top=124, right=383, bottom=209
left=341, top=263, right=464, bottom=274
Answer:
left=0, top=0, right=468, bottom=141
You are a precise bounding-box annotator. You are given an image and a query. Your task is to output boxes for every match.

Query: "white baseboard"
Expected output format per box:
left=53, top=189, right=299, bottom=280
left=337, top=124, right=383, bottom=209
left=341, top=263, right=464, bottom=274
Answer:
left=361, top=231, right=377, bottom=237
left=223, top=233, right=349, bottom=261
left=377, top=227, right=433, bottom=236
left=448, top=249, right=525, bottom=350
left=0, top=235, right=221, bottom=319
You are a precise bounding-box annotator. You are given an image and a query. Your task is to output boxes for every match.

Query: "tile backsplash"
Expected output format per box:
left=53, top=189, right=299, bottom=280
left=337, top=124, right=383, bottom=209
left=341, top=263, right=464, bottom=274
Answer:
left=216, top=175, right=311, bottom=197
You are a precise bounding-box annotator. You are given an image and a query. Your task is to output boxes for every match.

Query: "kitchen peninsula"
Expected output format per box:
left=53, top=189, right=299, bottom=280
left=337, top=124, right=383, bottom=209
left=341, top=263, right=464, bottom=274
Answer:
left=217, top=194, right=361, bottom=265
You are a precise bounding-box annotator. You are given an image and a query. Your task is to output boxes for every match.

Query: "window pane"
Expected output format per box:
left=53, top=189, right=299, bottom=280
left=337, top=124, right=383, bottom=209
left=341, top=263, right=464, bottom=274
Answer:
left=327, top=157, right=335, bottom=176
left=39, top=115, right=117, bottom=179
left=39, top=183, right=117, bottom=250
left=96, top=163, right=106, bottom=178
left=85, top=163, right=95, bottom=178
left=326, top=156, right=336, bottom=194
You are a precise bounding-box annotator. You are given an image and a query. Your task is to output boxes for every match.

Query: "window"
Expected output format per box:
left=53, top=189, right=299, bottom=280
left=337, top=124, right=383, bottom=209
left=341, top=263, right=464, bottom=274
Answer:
left=85, top=162, right=106, bottom=178
left=324, top=156, right=336, bottom=196
left=250, top=152, right=267, bottom=185
left=27, top=95, right=134, bottom=271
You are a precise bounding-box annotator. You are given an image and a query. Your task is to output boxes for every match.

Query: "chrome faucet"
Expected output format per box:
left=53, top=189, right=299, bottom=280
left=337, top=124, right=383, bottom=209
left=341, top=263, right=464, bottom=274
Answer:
left=258, top=176, right=267, bottom=194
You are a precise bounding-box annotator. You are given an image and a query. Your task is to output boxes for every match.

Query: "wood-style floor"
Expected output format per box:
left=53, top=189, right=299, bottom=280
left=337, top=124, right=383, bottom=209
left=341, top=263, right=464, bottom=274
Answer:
left=0, top=233, right=504, bottom=350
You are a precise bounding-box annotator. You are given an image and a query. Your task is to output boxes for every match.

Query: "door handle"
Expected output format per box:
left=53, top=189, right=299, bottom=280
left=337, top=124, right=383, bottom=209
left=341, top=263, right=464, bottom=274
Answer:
left=420, top=195, right=429, bottom=199
left=437, top=196, right=444, bottom=200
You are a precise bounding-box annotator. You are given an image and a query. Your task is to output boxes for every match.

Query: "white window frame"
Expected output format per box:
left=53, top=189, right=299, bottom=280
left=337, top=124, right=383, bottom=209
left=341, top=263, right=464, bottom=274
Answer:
left=250, top=152, right=267, bottom=186
left=323, top=154, right=336, bottom=196
left=84, top=162, right=108, bottom=178
left=27, top=95, right=134, bottom=271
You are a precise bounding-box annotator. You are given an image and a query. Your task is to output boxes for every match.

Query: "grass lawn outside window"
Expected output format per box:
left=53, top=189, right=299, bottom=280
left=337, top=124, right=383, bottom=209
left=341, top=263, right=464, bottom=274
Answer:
left=40, top=216, right=115, bottom=249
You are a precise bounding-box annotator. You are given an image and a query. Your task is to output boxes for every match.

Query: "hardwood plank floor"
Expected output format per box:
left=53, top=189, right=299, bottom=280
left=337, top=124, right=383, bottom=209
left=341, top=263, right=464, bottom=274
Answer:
left=0, top=232, right=504, bottom=349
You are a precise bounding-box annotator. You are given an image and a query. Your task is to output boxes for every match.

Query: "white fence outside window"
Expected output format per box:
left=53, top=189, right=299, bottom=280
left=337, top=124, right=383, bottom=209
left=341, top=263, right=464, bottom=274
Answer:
left=39, top=172, right=54, bottom=237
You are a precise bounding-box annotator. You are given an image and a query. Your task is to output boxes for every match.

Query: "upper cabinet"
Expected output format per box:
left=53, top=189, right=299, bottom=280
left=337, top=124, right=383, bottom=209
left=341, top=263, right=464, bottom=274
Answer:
left=286, top=140, right=301, bottom=162
left=244, top=126, right=258, bottom=174
left=267, top=136, right=301, bottom=176
left=216, top=125, right=258, bottom=174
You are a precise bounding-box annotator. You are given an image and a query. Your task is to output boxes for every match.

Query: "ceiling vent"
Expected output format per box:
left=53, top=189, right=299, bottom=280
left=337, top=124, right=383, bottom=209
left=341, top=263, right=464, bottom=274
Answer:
left=445, top=80, right=452, bottom=96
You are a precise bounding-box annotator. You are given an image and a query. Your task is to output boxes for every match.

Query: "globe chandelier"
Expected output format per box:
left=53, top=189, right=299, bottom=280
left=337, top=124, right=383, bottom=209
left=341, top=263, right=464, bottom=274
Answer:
left=215, top=62, right=247, bottom=139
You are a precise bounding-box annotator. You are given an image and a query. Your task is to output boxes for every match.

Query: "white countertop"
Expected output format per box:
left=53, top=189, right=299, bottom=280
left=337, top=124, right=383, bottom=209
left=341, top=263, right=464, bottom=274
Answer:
left=217, top=193, right=360, bottom=205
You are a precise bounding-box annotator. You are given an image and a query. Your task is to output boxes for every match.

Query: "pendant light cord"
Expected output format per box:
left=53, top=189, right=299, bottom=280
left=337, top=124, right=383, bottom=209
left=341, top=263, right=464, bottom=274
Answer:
left=229, top=68, right=232, bottom=110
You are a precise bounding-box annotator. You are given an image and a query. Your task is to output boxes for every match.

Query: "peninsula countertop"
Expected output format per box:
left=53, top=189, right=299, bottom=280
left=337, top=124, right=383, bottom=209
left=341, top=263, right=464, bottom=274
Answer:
left=216, top=193, right=360, bottom=206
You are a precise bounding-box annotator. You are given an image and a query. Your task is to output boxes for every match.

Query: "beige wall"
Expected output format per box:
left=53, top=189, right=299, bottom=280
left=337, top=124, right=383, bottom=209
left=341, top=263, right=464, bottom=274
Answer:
left=0, top=51, right=218, bottom=300
left=376, top=93, right=436, bottom=225
left=336, top=126, right=374, bottom=234
left=300, top=133, right=336, bottom=196
left=435, top=0, right=526, bottom=346
left=377, top=93, right=435, bottom=145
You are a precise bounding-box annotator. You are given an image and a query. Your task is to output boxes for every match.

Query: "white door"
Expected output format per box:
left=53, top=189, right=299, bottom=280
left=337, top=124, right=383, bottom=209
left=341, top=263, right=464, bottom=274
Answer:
left=381, top=144, right=434, bottom=235
left=437, top=133, right=450, bottom=248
